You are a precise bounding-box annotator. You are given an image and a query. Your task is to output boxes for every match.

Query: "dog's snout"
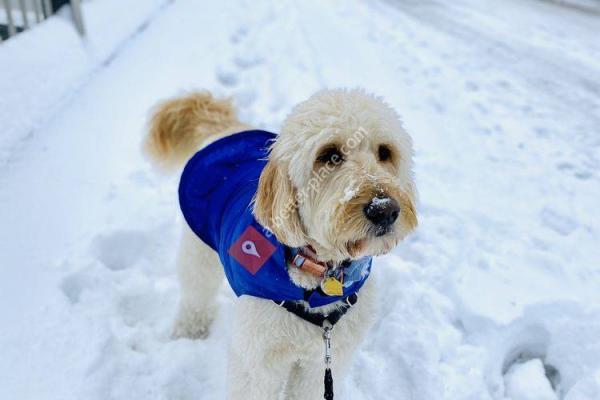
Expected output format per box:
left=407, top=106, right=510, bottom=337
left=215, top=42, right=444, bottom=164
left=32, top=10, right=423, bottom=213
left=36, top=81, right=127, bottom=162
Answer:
left=363, top=197, right=400, bottom=230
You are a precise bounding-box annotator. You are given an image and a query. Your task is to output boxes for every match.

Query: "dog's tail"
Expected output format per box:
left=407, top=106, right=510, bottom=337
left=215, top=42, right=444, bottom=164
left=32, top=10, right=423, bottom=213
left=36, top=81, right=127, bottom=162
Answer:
left=143, top=91, right=247, bottom=171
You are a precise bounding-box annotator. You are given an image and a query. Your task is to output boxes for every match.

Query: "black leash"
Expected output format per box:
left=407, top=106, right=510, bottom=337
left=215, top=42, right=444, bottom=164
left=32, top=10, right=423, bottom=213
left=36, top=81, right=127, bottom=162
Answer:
left=274, top=293, right=358, bottom=399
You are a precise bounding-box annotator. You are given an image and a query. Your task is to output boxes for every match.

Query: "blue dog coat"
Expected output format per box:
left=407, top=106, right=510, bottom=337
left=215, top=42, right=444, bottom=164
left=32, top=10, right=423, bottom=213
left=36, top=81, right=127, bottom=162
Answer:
left=179, top=130, right=372, bottom=308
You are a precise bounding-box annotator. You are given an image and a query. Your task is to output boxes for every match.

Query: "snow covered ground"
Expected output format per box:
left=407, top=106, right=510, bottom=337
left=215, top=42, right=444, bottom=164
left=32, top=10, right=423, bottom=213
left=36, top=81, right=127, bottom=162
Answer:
left=1, top=0, right=600, bottom=399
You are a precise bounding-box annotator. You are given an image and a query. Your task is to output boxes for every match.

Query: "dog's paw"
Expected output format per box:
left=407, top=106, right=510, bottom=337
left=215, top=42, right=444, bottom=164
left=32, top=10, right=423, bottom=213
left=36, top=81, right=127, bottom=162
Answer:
left=171, top=305, right=215, bottom=340
left=172, top=322, right=209, bottom=340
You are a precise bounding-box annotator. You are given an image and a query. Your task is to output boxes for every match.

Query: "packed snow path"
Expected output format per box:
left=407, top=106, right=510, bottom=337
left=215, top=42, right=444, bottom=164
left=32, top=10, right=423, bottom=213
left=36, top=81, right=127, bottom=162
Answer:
left=1, top=0, right=600, bottom=399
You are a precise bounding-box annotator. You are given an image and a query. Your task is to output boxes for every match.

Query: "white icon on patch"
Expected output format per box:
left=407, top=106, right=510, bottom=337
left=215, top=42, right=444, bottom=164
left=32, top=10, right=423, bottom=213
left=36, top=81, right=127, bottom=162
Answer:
left=241, top=240, right=261, bottom=258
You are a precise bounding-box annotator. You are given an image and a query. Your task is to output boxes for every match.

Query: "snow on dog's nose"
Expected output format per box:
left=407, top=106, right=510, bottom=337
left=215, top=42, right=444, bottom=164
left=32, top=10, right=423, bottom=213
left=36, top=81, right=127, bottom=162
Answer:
left=363, top=196, right=400, bottom=235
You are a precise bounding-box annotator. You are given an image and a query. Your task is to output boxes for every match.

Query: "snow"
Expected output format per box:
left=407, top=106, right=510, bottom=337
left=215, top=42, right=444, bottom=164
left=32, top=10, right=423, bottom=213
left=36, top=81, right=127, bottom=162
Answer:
left=0, top=0, right=169, bottom=165
left=1, top=0, right=600, bottom=399
left=370, top=196, right=391, bottom=207
left=340, top=184, right=358, bottom=204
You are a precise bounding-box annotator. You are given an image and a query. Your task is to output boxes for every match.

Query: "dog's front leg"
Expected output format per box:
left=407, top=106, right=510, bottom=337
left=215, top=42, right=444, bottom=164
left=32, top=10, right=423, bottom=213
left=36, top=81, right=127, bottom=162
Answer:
left=283, top=360, right=325, bottom=400
left=282, top=330, right=360, bottom=400
left=227, top=297, right=295, bottom=400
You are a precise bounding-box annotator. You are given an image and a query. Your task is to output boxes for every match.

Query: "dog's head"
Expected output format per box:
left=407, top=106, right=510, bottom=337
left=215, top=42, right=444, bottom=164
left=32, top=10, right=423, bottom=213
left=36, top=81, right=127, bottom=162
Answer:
left=254, top=89, right=417, bottom=262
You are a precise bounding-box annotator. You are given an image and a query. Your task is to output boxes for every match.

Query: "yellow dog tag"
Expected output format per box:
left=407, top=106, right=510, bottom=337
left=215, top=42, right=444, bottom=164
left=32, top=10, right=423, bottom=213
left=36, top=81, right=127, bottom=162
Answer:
left=321, top=277, right=343, bottom=296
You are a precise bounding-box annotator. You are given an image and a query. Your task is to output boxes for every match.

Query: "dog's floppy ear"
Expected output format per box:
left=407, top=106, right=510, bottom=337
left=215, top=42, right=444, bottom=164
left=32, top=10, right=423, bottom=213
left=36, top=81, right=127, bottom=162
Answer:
left=253, top=159, right=306, bottom=247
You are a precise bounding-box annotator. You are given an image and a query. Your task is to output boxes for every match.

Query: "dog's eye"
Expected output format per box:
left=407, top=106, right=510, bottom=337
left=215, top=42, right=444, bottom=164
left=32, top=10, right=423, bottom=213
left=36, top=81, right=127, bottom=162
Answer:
left=316, top=146, right=344, bottom=164
left=378, top=145, right=392, bottom=162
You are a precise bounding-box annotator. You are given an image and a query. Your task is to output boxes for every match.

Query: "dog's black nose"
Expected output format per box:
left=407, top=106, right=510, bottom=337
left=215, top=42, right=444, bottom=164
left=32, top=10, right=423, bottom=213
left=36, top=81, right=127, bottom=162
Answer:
left=363, top=197, right=400, bottom=229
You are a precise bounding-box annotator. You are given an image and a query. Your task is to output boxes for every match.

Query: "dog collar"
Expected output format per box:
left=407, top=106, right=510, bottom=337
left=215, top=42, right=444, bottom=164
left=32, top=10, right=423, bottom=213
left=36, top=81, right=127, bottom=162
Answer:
left=288, top=246, right=372, bottom=297
left=288, top=246, right=368, bottom=275
left=289, top=246, right=327, bottom=277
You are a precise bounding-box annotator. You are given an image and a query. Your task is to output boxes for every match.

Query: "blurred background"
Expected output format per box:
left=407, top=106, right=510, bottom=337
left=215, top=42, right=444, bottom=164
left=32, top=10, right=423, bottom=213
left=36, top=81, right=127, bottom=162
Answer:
left=1, top=1, right=599, bottom=399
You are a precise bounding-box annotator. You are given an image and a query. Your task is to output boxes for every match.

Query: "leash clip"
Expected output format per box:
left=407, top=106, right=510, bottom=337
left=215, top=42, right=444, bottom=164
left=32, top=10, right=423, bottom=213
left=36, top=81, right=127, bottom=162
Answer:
left=322, top=321, right=333, bottom=366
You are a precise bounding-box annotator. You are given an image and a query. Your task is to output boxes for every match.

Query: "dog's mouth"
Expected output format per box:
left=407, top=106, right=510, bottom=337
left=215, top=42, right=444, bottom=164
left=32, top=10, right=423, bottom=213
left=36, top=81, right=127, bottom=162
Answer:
left=372, top=224, right=393, bottom=237
left=345, top=223, right=399, bottom=258
left=346, top=228, right=393, bottom=257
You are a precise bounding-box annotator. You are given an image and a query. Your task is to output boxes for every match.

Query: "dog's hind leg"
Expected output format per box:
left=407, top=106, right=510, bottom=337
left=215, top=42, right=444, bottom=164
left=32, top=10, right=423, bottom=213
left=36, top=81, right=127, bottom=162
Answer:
left=172, top=223, right=224, bottom=339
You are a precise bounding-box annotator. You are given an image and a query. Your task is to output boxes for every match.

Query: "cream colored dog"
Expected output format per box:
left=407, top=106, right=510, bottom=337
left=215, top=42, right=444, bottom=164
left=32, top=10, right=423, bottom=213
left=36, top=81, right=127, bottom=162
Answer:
left=144, top=88, right=417, bottom=399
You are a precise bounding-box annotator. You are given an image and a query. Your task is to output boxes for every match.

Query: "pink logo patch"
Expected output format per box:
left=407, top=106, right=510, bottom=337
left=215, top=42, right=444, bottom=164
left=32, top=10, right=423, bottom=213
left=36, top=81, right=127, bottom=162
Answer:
left=228, top=226, right=276, bottom=275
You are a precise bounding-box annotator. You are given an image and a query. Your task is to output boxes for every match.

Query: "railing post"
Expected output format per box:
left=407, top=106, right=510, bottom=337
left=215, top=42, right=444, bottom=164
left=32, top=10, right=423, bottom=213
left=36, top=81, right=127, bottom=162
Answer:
left=33, top=0, right=42, bottom=22
left=70, top=0, right=84, bottom=35
left=18, top=0, right=29, bottom=29
left=2, top=0, right=16, bottom=37
left=43, top=0, right=52, bottom=18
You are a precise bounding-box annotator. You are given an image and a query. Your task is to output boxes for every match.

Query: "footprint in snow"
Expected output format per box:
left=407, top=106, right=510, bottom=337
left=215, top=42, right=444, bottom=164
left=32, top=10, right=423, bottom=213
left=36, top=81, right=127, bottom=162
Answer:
left=92, top=230, right=149, bottom=271
left=233, top=87, right=257, bottom=107
left=493, top=324, right=561, bottom=400
left=465, top=81, right=479, bottom=92
left=59, top=260, right=111, bottom=305
left=230, top=26, right=248, bottom=44
left=233, top=53, right=264, bottom=69
left=540, top=208, right=577, bottom=236
left=118, top=291, right=165, bottom=329
left=60, top=271, right=97, bottom=304
left=216, top=65, right=239, bottom=87
left=574, top=170, right=593, bottom=180
left=556, top=162, right=593, bottom=180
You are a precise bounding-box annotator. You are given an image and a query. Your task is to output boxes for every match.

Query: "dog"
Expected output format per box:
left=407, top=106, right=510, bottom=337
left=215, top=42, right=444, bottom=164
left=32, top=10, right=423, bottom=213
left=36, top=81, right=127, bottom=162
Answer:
left=144, top=88, right=417, bottom=399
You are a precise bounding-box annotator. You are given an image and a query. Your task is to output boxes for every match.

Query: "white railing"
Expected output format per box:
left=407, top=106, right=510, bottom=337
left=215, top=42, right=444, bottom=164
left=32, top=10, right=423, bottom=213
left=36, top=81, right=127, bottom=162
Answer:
left=1, top=0, right=84, bottom=42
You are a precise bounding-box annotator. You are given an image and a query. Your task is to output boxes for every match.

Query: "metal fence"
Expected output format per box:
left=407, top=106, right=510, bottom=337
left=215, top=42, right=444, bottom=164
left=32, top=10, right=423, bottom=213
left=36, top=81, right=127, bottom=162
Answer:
left=1, top=0, right=84, bottom=42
